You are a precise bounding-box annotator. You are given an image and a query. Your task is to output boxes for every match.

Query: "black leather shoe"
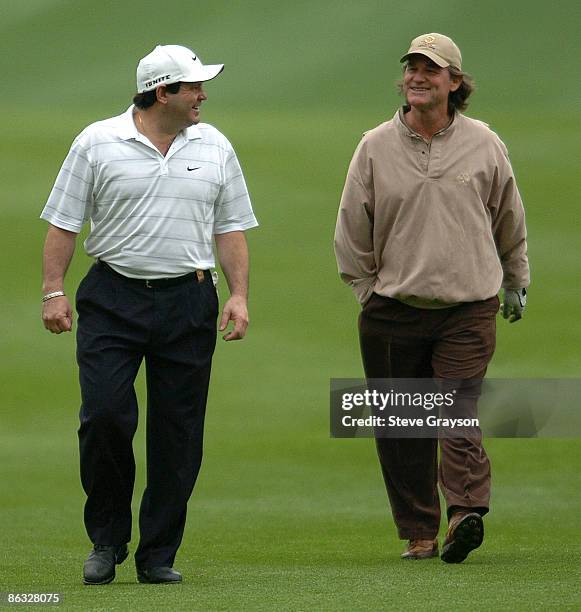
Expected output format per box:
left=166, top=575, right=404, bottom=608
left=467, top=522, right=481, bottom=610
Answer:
left=83, top=544, right=129, bottom=585
left=137, top=566, right=182, bottom=584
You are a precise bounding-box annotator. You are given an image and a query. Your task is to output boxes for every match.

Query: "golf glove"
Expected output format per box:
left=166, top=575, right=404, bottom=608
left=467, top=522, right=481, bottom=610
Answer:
left=501, top=288, right=527, bottom=323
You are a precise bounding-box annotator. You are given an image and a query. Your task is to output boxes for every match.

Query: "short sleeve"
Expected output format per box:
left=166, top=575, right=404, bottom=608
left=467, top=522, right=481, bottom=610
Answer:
left=213, top=145, right=258, bottom=234
left=40, top=132, right=94, bottom=232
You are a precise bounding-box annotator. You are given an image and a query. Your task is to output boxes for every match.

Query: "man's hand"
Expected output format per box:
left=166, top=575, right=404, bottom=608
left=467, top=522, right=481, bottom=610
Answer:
left=42, top=295, right=73, bottom=333
left=219, top=295, right=248, bottom=341
left=214, top=231, right=251, bottom=341
left=501, top=288, right=527, bottom=323
left=42, top=224, right=77, bottom=334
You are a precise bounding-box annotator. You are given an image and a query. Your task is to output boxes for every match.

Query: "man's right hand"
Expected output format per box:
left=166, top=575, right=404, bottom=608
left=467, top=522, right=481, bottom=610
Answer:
left=42, top=296, right=73, bottom=333
left=41, top=224, right=77, bottom=334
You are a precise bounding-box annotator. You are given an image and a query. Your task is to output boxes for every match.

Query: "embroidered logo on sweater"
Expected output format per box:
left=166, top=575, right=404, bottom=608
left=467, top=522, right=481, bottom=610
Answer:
left=456, top=172, right=471, bottom=184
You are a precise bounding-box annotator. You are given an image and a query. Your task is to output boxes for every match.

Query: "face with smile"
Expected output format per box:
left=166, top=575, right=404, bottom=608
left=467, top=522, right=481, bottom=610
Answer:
left=402, top=55, right=460, bottom=116
left=165, top=81, right=207, bottom=129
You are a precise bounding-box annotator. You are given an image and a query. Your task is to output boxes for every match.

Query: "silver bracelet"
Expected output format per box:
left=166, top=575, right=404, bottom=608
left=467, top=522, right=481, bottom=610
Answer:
left=42, top=291, right=66, bottom=302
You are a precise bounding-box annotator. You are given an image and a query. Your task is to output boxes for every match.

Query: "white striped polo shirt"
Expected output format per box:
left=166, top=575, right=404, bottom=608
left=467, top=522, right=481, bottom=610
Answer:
left=41, top=106, right=258, bottom=278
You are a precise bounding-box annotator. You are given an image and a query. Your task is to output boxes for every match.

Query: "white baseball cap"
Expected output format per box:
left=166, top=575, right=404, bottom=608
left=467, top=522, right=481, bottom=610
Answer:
left=136, top=44, right=224, bottom=93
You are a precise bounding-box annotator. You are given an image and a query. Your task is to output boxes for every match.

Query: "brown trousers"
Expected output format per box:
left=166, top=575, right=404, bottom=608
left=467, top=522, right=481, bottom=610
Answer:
left=358, top=293, right=499, bottom=540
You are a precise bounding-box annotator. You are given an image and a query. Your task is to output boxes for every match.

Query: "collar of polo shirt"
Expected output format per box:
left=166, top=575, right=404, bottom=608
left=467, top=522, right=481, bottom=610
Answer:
left=117, top=106, right=204, bottom=142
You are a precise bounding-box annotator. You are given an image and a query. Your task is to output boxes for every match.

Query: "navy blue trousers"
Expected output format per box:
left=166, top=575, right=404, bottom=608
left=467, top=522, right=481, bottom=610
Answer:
left=76, top=262, right=218, bottom=569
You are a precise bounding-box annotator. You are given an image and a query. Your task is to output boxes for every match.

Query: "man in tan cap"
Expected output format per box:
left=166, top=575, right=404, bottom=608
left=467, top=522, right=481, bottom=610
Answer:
left=334, top=33, right=529, bottom=563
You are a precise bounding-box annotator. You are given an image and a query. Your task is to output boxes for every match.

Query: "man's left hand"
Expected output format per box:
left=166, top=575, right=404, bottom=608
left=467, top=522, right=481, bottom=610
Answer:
left=501, top=288, right=527, bottom=323
left=219, top=295, right=249, bottom=341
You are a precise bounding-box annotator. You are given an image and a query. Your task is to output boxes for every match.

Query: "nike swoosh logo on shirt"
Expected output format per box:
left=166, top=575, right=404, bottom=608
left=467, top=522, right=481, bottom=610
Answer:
left=187, top=166, right=200, bottom=171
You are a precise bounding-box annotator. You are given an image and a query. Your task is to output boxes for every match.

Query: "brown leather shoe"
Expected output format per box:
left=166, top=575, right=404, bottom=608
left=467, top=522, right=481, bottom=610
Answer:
left=400, top=538, right=439, bottom=559
left=441, top=512, right=484, bottom=564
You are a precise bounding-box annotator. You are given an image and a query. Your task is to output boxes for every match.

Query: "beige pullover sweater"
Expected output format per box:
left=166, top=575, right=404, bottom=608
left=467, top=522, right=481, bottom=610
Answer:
left=334, top=110, right=530, bottom=307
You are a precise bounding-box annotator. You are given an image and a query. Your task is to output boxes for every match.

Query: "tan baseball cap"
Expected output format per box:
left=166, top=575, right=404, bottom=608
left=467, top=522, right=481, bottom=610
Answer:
left=400, top=33, right=462, bottom=70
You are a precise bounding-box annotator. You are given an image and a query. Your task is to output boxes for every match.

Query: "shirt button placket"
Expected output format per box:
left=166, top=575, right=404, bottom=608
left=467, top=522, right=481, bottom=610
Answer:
left=421, top=146, right=429, bottom=174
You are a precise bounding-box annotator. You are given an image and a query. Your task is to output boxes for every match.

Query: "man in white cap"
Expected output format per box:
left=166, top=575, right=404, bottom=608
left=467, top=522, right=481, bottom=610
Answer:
left=40, top=45, right=258, bottom=584
left=334, top=34, right=529, bottom=563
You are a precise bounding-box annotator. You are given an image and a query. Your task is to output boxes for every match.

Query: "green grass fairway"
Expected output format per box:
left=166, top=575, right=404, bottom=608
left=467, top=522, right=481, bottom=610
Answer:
left=3, top=433, right=580, bottom=610
left=1, top=0, right=581, bottom=610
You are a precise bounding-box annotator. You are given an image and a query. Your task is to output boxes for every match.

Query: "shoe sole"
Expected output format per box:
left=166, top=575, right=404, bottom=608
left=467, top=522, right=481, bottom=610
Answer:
left=401, top=550, right=439, bottom=560
left=83, top=547, right=129, bottom=585
left=83, top=575, right=115, bottom=586
left=137, top=574, right=182, bottom=584
left=441, top=514, right=484, bottom=564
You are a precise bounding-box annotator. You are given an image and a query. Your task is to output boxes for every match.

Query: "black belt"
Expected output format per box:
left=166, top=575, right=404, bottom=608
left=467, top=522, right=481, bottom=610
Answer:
left=96, top=260, right=210, bottom=288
